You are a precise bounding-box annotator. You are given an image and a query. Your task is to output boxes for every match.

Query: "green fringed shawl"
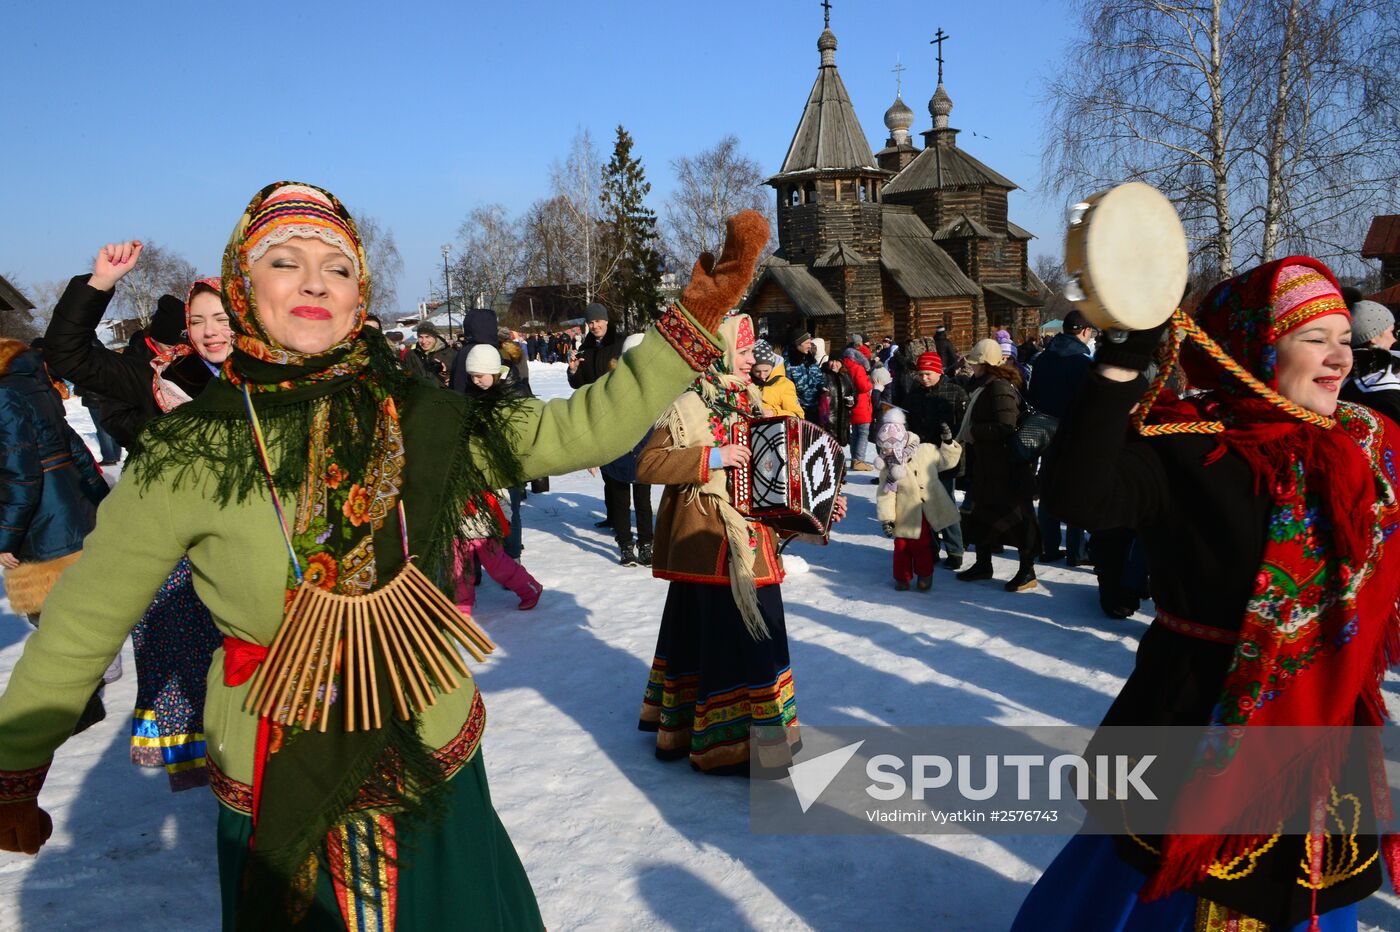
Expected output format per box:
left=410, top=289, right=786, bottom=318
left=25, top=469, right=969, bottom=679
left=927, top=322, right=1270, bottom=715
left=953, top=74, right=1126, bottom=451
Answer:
left=130, top=329, right=526, bottom=926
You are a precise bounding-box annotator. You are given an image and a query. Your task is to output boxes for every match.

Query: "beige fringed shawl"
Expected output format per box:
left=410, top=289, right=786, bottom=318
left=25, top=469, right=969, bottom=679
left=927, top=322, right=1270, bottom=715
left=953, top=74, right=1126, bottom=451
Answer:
left=654, top=375, right=772, bottom=641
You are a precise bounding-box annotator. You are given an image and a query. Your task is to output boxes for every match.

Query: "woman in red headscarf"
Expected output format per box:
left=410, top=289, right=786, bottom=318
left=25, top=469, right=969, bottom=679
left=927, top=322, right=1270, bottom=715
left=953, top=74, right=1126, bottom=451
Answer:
left=1012, top=259, right=1400, bottom=931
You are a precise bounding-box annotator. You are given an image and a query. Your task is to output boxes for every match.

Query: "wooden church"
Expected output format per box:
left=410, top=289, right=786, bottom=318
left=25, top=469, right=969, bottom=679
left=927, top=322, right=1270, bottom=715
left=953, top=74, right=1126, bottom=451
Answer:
left=744, top=19, right=1045, bottom=350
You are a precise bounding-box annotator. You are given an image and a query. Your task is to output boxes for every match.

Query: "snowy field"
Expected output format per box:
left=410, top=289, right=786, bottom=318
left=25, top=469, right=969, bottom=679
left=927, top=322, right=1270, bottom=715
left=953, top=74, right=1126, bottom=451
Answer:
left=2, top=361, right=1398, bottom=931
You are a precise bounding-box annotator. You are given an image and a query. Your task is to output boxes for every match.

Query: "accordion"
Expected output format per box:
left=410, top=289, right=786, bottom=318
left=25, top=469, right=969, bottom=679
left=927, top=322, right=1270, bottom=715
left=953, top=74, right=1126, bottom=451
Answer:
left=729, top=416, right=846, bottom=538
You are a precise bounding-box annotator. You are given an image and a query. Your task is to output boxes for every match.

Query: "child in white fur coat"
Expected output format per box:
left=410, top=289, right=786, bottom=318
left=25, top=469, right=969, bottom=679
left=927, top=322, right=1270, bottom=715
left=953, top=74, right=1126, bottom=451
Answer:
left=875, top=410, right=962, bottom=591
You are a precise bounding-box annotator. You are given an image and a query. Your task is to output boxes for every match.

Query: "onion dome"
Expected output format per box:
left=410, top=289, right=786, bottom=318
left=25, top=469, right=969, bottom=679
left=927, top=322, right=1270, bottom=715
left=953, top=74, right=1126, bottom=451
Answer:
left=885, top=94, right=915, bottom=135
left=930, top=83, right=954, bottom=129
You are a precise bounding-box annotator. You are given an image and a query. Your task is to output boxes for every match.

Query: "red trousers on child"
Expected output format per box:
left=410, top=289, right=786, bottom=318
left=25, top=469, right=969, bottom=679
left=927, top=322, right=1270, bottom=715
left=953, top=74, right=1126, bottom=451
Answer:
left=453, top=537, right=540, bottom=611
left=893, top=517, right=935, bottom=584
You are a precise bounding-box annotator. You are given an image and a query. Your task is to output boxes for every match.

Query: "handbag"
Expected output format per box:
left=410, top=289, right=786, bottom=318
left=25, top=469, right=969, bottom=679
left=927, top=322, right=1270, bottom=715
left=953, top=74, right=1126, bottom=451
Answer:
left=1008, top=403, right=1059, bottom=462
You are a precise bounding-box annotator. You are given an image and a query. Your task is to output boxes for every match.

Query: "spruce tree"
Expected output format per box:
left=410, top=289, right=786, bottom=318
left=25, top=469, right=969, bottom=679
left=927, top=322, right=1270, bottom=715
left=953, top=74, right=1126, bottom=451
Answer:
left=598, top=125, right=664, bottom=333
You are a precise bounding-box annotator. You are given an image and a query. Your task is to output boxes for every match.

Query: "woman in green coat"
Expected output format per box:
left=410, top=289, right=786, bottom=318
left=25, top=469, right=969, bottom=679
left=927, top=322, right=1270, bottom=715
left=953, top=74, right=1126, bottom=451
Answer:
left=0, top=181, right=768, bottom=931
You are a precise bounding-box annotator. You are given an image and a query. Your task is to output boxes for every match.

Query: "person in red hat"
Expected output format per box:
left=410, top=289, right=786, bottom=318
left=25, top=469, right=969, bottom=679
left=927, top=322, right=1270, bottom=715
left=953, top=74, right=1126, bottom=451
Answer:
left=902, top=351, right=970, bottom=569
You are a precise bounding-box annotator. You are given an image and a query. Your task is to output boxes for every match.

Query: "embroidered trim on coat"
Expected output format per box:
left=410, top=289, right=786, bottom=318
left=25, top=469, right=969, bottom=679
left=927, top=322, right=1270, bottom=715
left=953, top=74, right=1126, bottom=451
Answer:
left=656, top=305, right=722, bottom=373
left=0, top=763, right=48, bottom=802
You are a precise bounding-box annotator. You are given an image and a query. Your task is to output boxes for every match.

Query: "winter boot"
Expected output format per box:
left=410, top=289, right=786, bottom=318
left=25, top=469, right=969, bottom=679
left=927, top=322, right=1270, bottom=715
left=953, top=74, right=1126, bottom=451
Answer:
left=594, top=518, right=614, bottom=530
left=955, top=557, right=994, bottom=582
left=518, top=580, right=543, bottom=610
left=619, top=542, right=640, bottom=567
left=1005, top=557, right=1038, bottom=592
left=943, top=553, right=964, bottom=571
left=895, top=579, right=911, bottom=591
left=638, top=541, right=654, bottom=567
left=916, top=575, right=934, bottom=591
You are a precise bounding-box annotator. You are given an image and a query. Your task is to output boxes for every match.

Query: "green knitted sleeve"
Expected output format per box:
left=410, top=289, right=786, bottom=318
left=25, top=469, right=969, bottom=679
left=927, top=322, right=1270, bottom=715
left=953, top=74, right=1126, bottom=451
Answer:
left=487, top=315, right=719, bottom=484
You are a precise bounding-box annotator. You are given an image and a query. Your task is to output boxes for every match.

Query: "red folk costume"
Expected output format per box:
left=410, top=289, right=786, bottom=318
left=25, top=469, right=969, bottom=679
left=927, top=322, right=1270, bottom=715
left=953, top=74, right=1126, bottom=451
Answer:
left=1017, top=258, right=1400, bottom=931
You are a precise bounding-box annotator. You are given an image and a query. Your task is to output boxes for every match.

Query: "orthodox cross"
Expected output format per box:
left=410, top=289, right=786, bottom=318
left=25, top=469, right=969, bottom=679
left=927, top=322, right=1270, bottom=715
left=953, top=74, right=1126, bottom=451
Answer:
left=931, top=27, right=951, bottom=84
left=821, top=0, right=832, bottom=28
left=892, top=57, right=906, bottom=95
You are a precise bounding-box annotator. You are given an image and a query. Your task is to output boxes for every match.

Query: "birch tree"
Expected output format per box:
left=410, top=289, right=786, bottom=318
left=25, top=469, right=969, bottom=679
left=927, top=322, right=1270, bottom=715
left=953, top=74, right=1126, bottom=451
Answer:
left=1045, top=0, right=1400, bottom=276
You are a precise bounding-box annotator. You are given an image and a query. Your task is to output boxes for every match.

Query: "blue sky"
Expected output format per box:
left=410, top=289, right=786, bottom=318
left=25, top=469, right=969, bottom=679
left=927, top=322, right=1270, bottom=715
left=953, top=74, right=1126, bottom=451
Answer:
left=1, top=0, right=1075, bottom=312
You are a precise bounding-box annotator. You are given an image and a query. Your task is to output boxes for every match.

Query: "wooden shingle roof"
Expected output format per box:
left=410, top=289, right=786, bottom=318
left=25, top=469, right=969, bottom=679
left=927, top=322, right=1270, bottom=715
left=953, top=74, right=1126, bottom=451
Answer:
left=773, top=29, right=878, bottom=179
left=814, top=242, right=869, bottom=267
left=751, top=258, right=846, bottom=318
left=933, top=214, right=995, bottom=240
left=880, top=209, right=980, bottom=299
left=883, top=143, right=1017, bottom=195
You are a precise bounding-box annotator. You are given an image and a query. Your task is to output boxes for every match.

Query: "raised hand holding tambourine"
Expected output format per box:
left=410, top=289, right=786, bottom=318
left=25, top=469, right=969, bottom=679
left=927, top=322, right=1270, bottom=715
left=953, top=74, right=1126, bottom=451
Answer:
left=1063, top=182, right=1187, bottom=334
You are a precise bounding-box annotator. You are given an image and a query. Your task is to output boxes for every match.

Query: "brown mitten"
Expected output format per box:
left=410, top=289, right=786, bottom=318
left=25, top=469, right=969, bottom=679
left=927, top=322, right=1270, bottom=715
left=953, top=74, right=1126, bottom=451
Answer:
left=680, top=210, right=770, bottom=332
left=0, top=799, right=52, bottom=854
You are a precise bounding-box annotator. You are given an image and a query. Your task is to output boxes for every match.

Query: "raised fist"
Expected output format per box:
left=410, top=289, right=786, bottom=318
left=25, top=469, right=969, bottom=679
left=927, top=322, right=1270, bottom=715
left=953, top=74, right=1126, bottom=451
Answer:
left=679, top=210, right=769, bottom=332
left=90, top=241, right=143, bottom=291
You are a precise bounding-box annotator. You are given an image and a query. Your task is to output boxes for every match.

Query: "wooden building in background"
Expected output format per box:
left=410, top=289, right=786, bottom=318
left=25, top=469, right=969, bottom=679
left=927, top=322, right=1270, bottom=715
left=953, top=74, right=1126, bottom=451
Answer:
left=744, top=21, right=1045, bottom=352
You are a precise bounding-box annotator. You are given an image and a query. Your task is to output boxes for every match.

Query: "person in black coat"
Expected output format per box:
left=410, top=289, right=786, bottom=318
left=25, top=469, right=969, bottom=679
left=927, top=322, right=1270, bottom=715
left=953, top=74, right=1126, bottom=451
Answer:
left=445, top=307, right=501, bottom=391
left=404, top=321, right=454, bottom=387
left=44, top=282, right=211, bottom=450
left=568, top=303, right=626, bottom=529
left=954, top=339, right=1041, bottom=591
left=1026, top=310, right=1097, bottom=565
left=903, top=351, right=969, bottom=568
left=934, top=327, right=959, bottom=376
left=566, top=303, right=623, bottom=389
left=1339, top=300, right=1400, bottom=426
left=1017, top=259, right=1400, bottom=930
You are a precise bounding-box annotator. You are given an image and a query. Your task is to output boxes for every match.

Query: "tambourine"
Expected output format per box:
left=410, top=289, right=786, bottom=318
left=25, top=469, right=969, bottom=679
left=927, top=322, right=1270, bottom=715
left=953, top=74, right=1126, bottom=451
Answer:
left=1063, top=182, right=1188, bottom=332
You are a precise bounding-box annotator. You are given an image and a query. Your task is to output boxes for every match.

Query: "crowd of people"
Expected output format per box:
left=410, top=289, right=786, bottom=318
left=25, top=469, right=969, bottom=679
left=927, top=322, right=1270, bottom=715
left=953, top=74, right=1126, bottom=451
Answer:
left=1, top=182, right=1399, bottom=931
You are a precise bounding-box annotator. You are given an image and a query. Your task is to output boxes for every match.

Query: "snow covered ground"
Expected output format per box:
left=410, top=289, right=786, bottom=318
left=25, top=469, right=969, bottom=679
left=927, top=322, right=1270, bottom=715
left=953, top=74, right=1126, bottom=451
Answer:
left=1, top=362, right=1397, bottom=931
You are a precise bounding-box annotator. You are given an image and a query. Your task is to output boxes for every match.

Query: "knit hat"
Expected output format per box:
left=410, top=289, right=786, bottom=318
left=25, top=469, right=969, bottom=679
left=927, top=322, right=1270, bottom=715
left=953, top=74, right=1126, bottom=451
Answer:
left=793, top=331, right=813, bottom=347
left=871, top=366, right=892, bottom=390
left=811, top=337, right=828, bottom=363
left=621, top=333, right=645, bottom=354
left=464, top=343, right=502, bottom=375
left=584, top=302, right=609, bottom=323
left=875, top=411, right=917, bottom=493
left=752, top=339, right=778, bottom=368
left=149, top=294, right=190, bottom=345
left=916, top=351, right=943, bottom=374
left=964, top=338, right=1004, bottom=366
left=1270, top=263, right=1348, bottom=337
left=416, top=321, right=443, bottom=340
left=240, top=183, right=360, bottom=278
left=1350, top=300, right=1393, bottom=347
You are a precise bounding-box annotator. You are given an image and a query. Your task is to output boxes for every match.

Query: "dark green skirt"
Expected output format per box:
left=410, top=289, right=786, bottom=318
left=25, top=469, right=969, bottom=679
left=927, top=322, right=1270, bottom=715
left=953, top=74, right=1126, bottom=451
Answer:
left=217, top=752, right=543, bottom=931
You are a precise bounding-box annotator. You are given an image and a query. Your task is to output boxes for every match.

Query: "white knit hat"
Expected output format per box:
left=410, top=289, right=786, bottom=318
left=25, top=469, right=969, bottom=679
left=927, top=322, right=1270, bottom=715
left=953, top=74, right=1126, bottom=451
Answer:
left=1350, top=300, right=1394, bottom=347
left=465, top=344, right=502, bottom=375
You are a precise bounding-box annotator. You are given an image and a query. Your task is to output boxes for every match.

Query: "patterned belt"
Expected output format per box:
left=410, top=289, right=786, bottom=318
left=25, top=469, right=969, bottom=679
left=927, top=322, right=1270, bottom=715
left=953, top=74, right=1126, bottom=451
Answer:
left=1153, top=609, right=1236, bottom=645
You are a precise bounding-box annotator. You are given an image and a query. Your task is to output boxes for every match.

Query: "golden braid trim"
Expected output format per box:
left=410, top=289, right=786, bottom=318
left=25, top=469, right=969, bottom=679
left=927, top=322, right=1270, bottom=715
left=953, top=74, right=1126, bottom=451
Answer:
left=1131, top=310, right=1336, bottom=438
